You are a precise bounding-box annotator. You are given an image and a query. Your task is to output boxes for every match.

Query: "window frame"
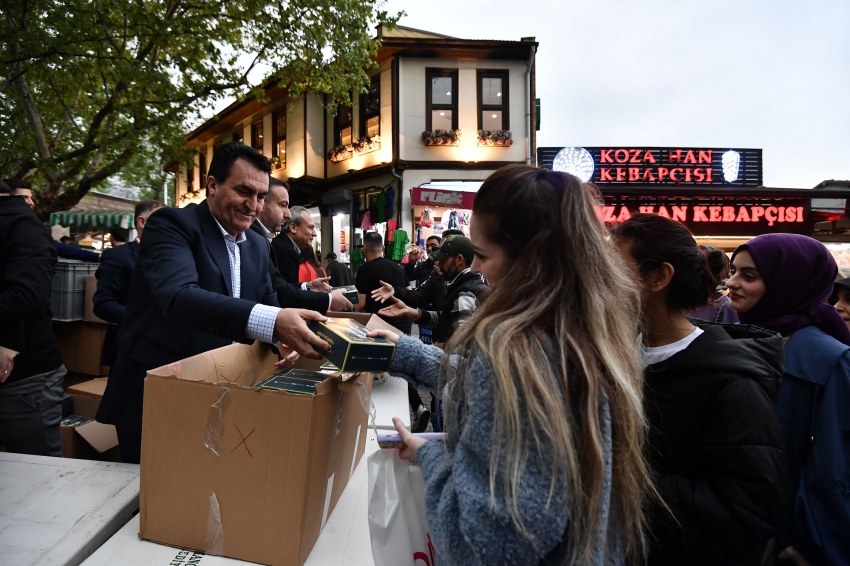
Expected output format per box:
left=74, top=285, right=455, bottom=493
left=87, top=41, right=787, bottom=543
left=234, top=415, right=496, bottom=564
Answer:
left=251, top=119, right=264, bottom=153
left=333, top=91, right=354, bottom=147
left=198, top=150, right=207, bottom=190
left=425, top=68, right=459, bottom=132
left=359, top=74, right=381, bottom=139
left=477, top=70, right=510, bottom=131
left=272, top=108, right=286, bottom=168
left=186, top=162, right=194, bottom=194
left=232, top=128, right=244, bottom=144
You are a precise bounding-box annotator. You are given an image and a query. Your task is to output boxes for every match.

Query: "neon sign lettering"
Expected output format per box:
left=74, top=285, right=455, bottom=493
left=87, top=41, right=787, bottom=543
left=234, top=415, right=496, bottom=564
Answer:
left=600, top=205, right=804, bottom=227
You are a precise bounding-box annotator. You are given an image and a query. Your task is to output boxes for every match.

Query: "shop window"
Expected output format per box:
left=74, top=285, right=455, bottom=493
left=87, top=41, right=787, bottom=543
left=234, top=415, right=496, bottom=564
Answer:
left=232, top=128, right=244, bottom=144
left=198, top=151, right=207, bottom=190
left=334, top=92, right=353, bottom=147
left=273, top=109, right=286, bottom=168
left=426, top=69, right=458, bottom=131
left=251, top=119, right=263, bottom=153
left=478, top=70, right=509, bottom=131
left=360, top=75, right=380, bottom=138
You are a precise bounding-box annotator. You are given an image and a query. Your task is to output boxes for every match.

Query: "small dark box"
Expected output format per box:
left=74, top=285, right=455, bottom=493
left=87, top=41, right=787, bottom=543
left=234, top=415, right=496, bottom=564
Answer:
left=333, top=285, right=359, bottom=304
left=308, top=317, right=395, bottom=372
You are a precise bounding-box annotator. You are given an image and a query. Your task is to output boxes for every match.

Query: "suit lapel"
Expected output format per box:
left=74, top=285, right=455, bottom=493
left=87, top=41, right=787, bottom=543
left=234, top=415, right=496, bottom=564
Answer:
left=198, top=200, right=233, bottom=297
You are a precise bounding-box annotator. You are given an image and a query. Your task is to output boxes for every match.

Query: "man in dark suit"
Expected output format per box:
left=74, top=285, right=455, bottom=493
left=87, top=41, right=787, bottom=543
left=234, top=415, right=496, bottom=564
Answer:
left=97, top=143, right=328, bottom=463
left=271, top=206, right=331, bottom=291
left=93, top=200, right=165, bottom=366
left=250, top=178, right=350, bottom=312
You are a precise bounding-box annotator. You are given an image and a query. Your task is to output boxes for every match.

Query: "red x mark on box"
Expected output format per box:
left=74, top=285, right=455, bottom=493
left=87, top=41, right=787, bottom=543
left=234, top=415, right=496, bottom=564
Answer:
left=231, top=423, right=255, bottom=457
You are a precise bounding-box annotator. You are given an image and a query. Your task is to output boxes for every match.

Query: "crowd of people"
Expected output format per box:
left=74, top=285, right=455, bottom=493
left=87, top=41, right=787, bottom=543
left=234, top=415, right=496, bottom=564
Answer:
left=1, top=145, right=848, bottom=565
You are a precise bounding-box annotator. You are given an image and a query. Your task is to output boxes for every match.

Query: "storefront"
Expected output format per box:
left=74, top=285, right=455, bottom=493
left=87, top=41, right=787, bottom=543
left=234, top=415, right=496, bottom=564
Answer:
left=539, top=146, right=850, bottom=262
left=410, top=181, right=480, bottom=247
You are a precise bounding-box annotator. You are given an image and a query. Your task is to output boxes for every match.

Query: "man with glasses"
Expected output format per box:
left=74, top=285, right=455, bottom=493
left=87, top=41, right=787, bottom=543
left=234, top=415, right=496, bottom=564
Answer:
left=272, top=206, right=332, bottom=292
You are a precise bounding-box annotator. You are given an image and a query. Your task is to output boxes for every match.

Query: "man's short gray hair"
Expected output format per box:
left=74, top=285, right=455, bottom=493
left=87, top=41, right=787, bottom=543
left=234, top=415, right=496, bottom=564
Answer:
left=283, top=205, right=309, bottom=233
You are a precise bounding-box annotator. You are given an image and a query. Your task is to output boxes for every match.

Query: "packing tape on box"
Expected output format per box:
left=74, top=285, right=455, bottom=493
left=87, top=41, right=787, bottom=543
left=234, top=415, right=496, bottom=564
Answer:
left=204, top=386, right=232, bottom=456
left=353, top=381, right=377, bottom=437
left=206, top=492, right=224, bottom=555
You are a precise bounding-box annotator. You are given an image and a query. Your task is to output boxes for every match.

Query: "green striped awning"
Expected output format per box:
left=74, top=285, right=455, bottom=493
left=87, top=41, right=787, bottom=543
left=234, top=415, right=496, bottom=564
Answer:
left=50, top=210, right=135, bottom=229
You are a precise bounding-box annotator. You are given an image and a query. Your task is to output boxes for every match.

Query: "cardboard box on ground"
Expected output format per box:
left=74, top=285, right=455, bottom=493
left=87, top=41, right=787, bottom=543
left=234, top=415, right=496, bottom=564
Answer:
left=139, top=313, right=401, bottom=566
left=61, top=377, right=121, bottom=461
left=53, top=320, right=109, bottom=376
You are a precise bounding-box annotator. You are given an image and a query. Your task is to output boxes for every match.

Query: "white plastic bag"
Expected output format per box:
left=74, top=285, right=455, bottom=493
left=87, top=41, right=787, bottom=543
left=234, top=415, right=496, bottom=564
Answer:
left=367, top=448, right=437, bottom=566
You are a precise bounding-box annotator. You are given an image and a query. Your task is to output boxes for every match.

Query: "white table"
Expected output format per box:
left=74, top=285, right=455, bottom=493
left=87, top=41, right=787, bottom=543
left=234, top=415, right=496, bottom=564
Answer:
left=0, top=453, right=140, bottom=565
left=83, top=431, right=381, bottom=566
left=370, top=375, right=410, bottom=430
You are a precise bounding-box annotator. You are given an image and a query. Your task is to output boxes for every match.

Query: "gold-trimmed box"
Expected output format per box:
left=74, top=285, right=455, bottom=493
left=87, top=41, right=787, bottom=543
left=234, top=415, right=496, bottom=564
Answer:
left=308, top=317, right=395, bottom=372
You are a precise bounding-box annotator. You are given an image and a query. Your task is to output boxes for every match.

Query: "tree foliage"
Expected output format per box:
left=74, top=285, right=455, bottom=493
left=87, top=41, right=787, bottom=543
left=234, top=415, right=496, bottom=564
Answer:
left=1, top=0, right=399, bottom=219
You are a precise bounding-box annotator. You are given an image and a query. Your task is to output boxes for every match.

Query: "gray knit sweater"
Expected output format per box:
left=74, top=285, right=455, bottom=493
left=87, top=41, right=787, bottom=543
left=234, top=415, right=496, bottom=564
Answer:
left=389, top=334, right=624, bottom=566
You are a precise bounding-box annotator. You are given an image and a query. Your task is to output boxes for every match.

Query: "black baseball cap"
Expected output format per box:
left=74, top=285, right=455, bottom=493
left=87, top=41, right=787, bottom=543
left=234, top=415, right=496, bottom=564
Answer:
left=429, top=235, right=474, bottom=262
left=325, top=252, right=337, bottom=259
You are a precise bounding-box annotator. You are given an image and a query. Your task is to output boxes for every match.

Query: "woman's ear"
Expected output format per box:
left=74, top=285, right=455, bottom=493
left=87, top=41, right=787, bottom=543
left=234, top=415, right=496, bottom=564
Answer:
left=648, top=262, right=675, bottom=292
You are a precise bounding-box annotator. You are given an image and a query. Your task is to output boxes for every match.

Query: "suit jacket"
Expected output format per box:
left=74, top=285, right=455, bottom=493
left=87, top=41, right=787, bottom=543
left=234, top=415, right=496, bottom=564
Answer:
left=249, top=221, right=328, bottom=314
left=271, top=232, right=301, bottom=285
left=326, top=261, right=353, bottom=287
left=97, top=200, right=278, bottom=435
left=93, top=241, right=139, bottom=366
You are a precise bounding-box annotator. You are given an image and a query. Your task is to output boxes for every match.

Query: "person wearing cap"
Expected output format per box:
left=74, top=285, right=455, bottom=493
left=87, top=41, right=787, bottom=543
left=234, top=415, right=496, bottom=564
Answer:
left=324, top=251, right=353, bottom=287
left=378, top=235, right=489, bottom=346
left=831, top=278, right=850, bottom=330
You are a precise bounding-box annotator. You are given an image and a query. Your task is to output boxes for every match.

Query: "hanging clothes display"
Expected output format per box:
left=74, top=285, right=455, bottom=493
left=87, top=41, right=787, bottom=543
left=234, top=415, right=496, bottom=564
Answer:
left=419, top=208, right=433, bottom=228
left=390, top=230, right=409, bottom=261
left=351, top=247, right=364, bottom=272
left=361, top=211, right=373, bottom=231
left=385, top=239, right=395, bottom=261
left=385, top=187, right=395, bottom=219
left=461, top=211, right=471, bottom=225
left=447, top=210, right=459, bottom=229
left=368, top=194, right=379, bottom=223
left=376, top=190, right=386, bottom=223
left=387, top=219, right=398, bottom=236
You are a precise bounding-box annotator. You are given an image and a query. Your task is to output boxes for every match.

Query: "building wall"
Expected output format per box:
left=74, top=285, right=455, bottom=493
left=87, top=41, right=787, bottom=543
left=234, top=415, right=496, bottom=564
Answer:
left=398, top=58, right=528, bottom=164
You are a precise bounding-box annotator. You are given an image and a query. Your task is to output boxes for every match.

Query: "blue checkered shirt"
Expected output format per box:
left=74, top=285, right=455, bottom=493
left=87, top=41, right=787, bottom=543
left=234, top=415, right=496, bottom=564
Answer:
left=213, top=217, right=279, bottom=344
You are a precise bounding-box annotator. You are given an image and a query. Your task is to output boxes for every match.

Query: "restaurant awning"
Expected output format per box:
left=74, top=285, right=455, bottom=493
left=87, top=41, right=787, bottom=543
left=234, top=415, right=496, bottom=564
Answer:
left=50, top=210, right=135, bottom=229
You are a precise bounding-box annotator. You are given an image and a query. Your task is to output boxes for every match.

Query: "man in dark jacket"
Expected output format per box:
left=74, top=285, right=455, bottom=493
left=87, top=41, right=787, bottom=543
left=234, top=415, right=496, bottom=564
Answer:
left=644, top=322, right=789, bottom=565
left=97, top=143, right=329, bottom=463
left=325, top=252, right=354, bottom=287
left=93, top=200, right=165, bottom=366
left=271, top=206, right=331, bottom=292
left=377, top=236, right=488, bottom=344
left=250, top=178, right=349, bottom=313
left=0, top=182, right=66, bottom=456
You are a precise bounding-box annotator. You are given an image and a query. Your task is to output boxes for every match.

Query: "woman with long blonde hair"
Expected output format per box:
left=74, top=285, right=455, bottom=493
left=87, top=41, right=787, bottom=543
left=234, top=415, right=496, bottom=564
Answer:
left=368, top=165, right=653, bottom=565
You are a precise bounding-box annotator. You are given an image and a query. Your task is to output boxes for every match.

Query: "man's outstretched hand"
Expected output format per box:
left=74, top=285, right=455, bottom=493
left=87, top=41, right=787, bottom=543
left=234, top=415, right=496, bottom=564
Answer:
left=370, top=280, right=395, bottom=304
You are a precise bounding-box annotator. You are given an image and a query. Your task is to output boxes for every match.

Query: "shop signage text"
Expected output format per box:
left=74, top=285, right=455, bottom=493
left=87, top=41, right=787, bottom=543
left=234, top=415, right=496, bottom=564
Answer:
left=537, top=146, right=764, bottom=187
left=412, top=187, right=475, bottom=209
left=600, top=204, right=805, bottom=226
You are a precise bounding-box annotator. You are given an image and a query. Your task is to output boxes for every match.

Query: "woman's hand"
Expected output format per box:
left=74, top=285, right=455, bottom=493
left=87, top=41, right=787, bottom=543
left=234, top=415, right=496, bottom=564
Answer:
left=778, top=546, right=813, bottom=566
left=273, top=341, right=300, bottom=370
left=367, top=329, right=400, bottom=344
left=393, top=416, right=426, bottom=464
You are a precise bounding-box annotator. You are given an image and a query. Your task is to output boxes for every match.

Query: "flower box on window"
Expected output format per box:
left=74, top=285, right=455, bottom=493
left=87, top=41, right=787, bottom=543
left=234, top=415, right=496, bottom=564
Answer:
left=328, top=135, right=381, bottom=163
left=422, top=129, right=461, bottom=147
left=269, top=156, right=283, bottom=170
left=477, top=130, right=513, bottom=147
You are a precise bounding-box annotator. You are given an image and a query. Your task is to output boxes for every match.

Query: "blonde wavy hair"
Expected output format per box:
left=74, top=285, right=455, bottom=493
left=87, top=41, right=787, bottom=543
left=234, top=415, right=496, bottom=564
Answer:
left=442, top=165, right=652, bottom=563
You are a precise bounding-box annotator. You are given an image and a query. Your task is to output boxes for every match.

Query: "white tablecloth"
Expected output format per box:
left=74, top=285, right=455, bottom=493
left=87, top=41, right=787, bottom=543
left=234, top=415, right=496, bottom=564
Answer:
left=0, top=453, right=140, bottom=566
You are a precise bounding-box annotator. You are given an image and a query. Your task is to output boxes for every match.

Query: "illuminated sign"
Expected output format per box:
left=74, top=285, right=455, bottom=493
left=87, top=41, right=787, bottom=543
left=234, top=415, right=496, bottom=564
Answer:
left=600, top=196, right=810, bottom=236
left=412, top=187, right=476, bottom=209
left=538, top=147, right=763, bottom=187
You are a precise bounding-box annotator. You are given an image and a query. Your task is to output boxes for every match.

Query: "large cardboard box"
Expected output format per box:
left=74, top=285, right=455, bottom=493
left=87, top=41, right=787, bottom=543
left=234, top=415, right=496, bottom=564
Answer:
left=84, top=275, right=107, bottom=323
left=139, top=338, right=375, bottom=566
left=53, top=320, right=109, bottom=376
left=61, top=377, right=121, bottom=461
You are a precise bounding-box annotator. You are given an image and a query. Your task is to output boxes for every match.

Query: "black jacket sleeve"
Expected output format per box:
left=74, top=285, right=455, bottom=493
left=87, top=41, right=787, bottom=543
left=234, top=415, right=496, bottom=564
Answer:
left=655, top=378, right=789, bottom=559
left=268, top=250, right=329, bottom=314
left=93, top=247, right=129, bottom=324
left=0, top=216, right=56, bottom=325
left=393, top=271, right=445, bottom=308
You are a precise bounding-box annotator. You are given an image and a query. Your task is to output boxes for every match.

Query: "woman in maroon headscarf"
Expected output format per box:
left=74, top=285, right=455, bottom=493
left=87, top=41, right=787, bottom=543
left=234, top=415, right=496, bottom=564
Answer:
left=728, top=234, right=850, bottom=566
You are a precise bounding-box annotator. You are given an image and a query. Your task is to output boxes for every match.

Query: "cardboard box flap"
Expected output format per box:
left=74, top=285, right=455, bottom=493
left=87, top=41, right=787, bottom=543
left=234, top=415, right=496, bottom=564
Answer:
left=148, top=340, right=278, bottom=387
left=67, top=377, right=108, bottom=397
left=76, top=420, right=119, bottom=453
left=329, top=312, right=402, bottom=337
